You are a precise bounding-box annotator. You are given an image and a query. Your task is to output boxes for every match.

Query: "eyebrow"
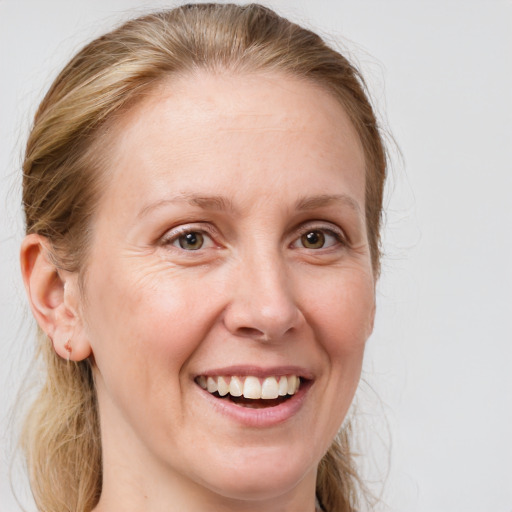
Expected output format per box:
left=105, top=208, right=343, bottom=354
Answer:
left=294, top=194, right=362, bottom=216
left=138, top=194, right=235, bottom=218
left=138, top=192, right=362, bottom=218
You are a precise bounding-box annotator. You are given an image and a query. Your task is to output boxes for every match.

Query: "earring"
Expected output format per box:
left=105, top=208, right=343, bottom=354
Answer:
left=64, top=339, right=72, bottom=361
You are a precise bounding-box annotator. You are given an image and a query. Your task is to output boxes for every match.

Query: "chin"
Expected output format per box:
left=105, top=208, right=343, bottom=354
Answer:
left=195, top=445, right=316, bottom=502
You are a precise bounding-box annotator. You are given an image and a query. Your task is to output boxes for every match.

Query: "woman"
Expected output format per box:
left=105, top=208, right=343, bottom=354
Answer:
left=19, top=3, right=386, bottom=511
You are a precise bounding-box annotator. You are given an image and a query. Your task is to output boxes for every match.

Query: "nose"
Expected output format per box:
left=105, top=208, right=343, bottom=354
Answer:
left=222, top=251, right=303, bottom=342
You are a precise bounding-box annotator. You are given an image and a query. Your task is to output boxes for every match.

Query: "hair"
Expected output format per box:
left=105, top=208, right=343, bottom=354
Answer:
left=20, top=4, right=387, bottom=511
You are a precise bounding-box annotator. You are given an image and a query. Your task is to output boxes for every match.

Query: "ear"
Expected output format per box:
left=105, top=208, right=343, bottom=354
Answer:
left=20, top=234, right=92, bottom=361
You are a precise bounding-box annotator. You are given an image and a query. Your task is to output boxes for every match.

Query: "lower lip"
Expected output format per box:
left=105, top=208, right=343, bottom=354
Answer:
left=196, top=381, right=311, bottom=428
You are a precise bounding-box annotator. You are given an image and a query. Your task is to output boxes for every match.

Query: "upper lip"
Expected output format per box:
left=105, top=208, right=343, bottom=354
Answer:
left=195, top=365, right=314, bottom=380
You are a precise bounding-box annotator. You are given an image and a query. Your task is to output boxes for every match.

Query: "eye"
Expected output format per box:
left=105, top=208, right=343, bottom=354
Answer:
left=301, top=230, right=326, bottom=249
left=292, top=227, right=343, bottom=250
left=161, top=226, right=217, bottom=251
left=176, top=231, right=205, bottom=250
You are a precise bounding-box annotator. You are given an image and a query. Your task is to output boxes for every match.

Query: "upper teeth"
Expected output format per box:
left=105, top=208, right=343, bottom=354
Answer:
left=197, top=375, right=301, bottom=399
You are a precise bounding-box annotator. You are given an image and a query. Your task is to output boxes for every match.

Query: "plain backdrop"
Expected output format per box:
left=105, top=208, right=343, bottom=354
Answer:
left=1, top=1, right=511, bottom=511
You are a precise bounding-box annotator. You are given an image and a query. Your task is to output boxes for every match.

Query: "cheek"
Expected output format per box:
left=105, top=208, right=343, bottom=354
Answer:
left=81, top=262, right=225, bottom=444
left=308, top=269, right=375, bottom=359
left=295, top=269, right=374, bottom=455
left=82, top=259, right=220, bottom=390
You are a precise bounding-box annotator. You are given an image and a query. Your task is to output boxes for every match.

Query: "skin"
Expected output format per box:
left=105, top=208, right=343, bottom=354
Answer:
left=21, top=71, right=376, bottom=512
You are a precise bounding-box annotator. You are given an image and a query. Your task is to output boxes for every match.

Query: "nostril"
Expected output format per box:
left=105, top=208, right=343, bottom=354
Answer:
left=236, top=327, right=268, bottom=340
left=223, top=295, right=302, bottom=342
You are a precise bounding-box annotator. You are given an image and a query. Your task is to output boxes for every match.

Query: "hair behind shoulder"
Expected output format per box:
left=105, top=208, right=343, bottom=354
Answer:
left=20, top=4, right=386, bottom=511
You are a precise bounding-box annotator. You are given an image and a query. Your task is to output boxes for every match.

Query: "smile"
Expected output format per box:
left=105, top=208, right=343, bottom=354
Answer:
left=196, top=375, right=301, bottom=404
left=194, top=367, right=313, bottom=425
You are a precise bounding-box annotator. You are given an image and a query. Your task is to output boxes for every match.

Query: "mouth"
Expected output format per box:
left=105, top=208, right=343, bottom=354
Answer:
left=195, top=374, right=307, bottom=410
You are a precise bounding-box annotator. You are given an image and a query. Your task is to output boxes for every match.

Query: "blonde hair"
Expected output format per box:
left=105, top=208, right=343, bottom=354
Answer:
left=21, top=4, right=386, bottom=511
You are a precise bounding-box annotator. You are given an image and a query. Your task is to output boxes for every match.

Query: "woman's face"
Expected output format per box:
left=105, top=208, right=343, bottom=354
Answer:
left=77, top=72, right=375, bottom=506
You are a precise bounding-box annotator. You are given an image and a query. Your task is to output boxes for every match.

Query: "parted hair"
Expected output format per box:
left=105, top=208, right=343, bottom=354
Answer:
left=21, top=4, right=386, bottom=511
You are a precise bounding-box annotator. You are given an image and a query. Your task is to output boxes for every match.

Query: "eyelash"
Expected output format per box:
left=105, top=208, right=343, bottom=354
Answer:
left=291, top=225, right=346, bottom=250
left=159, top=223, right=346, bottom=252
left=160, top=224, right=217, bottom=251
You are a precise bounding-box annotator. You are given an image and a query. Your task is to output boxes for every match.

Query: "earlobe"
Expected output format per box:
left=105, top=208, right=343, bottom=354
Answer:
left=20, top=234, right=92, bottom=361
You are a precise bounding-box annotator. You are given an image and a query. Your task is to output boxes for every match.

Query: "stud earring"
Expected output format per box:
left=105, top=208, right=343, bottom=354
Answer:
left=64, top=339, right=72, bottom=361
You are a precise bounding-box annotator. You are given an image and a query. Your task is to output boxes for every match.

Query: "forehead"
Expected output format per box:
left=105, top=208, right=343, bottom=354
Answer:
left=99, top=70, right=366, bottom=215
left=130, top=69, right=359, bottom=127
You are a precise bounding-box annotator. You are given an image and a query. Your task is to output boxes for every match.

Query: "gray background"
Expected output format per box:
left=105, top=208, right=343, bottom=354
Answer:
left=1, top=1, right=511, bottom=510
